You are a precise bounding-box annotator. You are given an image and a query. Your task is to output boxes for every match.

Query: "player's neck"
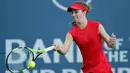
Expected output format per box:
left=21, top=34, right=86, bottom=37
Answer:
left=77, top=19, right=88, bottom=29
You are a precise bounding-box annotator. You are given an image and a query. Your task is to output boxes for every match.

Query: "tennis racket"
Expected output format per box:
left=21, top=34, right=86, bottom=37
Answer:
left=6, top=46, right=55, bottom=73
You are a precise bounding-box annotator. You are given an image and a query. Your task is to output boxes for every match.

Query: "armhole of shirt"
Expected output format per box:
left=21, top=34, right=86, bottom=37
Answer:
left=97, top=22, right=102, bottom=39
left=69, top=30, right=74, bottom=39
left=97, top=23, right=101, bottom=34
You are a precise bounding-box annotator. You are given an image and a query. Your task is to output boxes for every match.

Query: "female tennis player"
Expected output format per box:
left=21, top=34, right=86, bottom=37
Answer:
left=53, top=1, right=116, bottom=73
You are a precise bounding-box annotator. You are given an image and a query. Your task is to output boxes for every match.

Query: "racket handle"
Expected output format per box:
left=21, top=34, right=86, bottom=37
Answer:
left=44, top=46, right=55, bottom=52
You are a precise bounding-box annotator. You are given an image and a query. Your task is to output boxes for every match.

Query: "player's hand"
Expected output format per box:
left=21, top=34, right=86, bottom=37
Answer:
left=108, top=33, right=116, bottom=48
left=53, top=44, right=60, bottom=51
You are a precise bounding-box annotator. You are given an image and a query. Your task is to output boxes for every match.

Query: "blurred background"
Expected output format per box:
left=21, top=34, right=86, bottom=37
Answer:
left=1, top=0, right=130, bottom=73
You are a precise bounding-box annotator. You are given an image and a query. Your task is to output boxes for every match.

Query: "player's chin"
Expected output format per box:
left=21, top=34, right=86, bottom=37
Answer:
left=74, top=20, right=79, bottom=23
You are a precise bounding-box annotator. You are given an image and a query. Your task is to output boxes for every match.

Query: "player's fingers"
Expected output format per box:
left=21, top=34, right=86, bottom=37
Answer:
left=110, top=38, right=116, bottom=46
left=110, top=38, right=116, bottom=41
left=111, top=40, right=116, bottom=44
left=110, top=38, right=116, bottom=43
left=109, top=37, right=116, bottom=45
left=53, top=44, right=58, bottom=51
left=109, top=41, right=115, bottom=47
left=109, top=39, right=115, bottom=43
left=111, top=33, right=116, bottom=38
left=53, top=44, right=60, bottom=51
left=110, top=33, right=116, bottom=42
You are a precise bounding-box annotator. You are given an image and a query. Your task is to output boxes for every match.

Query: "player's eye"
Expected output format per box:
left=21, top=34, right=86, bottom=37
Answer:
left=71, top=11, right=78, bottom=14
left=75, top=10, right=78, bottom=13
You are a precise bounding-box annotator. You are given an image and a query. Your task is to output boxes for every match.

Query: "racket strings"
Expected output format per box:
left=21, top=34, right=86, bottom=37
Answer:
left=6, top=47, right=34, bottom=73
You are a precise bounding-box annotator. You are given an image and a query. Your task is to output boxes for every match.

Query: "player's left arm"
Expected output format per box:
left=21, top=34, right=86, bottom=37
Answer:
left=53, top=32, right=73, bottom=55
left=98, top=24, right=116, bottom=48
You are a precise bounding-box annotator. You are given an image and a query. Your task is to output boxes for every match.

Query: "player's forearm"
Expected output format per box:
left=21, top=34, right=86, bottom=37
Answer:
left=53, top=44, right=69, bottom=55
left=57, top=48, right=67, bottom=55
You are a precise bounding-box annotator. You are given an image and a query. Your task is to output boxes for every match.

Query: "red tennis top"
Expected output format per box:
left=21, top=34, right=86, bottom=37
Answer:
left=69, top=20, right=108, bottom=70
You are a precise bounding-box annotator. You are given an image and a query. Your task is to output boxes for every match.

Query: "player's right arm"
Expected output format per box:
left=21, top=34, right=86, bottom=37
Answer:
left=53, top=32, right=73, bottom=55
left=98, top=24, right=116, bottom=48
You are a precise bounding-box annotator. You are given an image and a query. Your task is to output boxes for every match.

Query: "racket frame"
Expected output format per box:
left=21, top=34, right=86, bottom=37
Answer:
left=6, top=46, right=54, bottom=73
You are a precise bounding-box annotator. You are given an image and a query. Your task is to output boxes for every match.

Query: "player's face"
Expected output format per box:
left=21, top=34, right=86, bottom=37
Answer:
left=71, top=9, right=85, bottom=23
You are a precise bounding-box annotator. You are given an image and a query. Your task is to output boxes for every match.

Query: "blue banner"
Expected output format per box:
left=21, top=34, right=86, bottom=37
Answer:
left=1, top=0, right=130, bottom=73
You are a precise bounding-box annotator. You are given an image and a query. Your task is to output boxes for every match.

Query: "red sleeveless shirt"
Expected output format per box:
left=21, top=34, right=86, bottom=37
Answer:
left=69, top=20, right=109, bottom=70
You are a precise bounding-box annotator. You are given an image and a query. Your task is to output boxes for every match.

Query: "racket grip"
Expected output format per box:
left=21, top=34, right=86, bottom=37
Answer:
left=44, top=46, right=55, bottom=52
